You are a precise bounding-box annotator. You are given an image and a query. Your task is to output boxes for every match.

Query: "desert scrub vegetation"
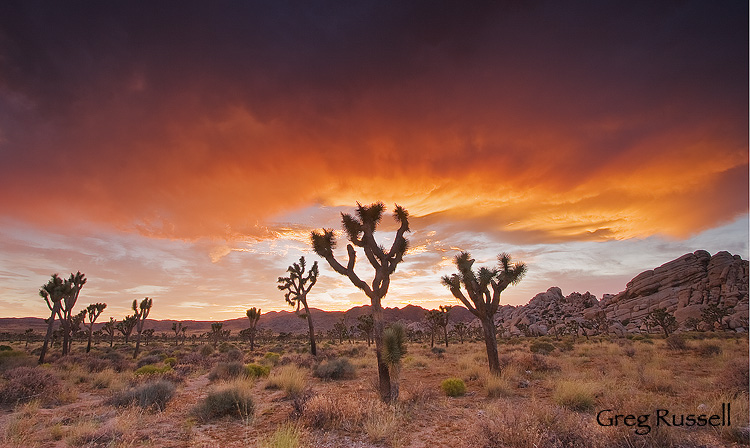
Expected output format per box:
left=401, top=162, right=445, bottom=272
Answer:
left=552, top=379, right=597, bottom=411
left=440, top=377, right=466, bottom=397
left=258, top=422, right=304, bottom=448
left=208, top=361, right=247, bottom=381
left=267, top=364, right=306, bottom=397
left=194, top=380, right=254, bottom=422
left=0, top=366, right=62, bottom=405
left=134, top=363, right=172, bottom=376
left=246, top=362, right=271, bottom=378
left=313, top=357, right=356, bottom=380
left=108, top=379, right=176, bottom=410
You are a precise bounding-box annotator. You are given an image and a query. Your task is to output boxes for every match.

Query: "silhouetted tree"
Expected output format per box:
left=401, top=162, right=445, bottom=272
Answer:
left=333, top=318, right=348, bottom=344
left=442, top=252, right=526, bottom=374
left=142, top=328, right=155, bottom=346
left=58, top=272, right=86, bottom=355
left=39, top=274, right=66, bottom=364
left=132, top=297, right=153, bottom=359
left=452, top=321, right=468, bottom=344
left=103, top=317, right=116, bottom=347
left=246, top=307, right=261, bottom=351
left=209, top=322, right=229, bottom=348
left=438, top=305, right=453, bottom=347
left=116, top=314, right=138, bottom=344
left=356, top=314, right=374, bottom=346
left=278, top=256, right=319, bottom=356
left=83, top=303, right=107, bottom=353
left=424, top=309, right=442, bottom=348
left=311, top=202, right=410, bottom=403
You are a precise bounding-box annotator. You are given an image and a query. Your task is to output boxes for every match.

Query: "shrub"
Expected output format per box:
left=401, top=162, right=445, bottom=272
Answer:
left=697, top=342, right=722, bottom=357
left=553, top=380, right=596, bottom=411
left=529, top=341, right=556, bottom=355
left=267, top=364, right=305, bottom=397
left=430, top=347, right=446, bottom=358
left=134, top=364, right=172, bottom=376
left=108, top=380, right=176, bottom=411
left=200, top=345, right=214, bottom=357
left=226, top=348, right=244, bottom=362
left=665, top=334, right=688, bottom=351
left=0, top=345, right=12, bottom=351
left=208, top=361, right=246, bottom=381
left=263, top=352, right=281, bottom=365
left=314, top=358, right=356, bottom=381
left=0, top=350, right=35, bottom=372
left=163, top=357, right=177, bottom=367
left=245, top=363, right=271, bottom=378
left=136, top=355, right=162, bottom=368
left=0, top=366, right=61, bottom=404
left=441, top=377, right=466, bottom=397
left=194, top=381, right=254, bottom=422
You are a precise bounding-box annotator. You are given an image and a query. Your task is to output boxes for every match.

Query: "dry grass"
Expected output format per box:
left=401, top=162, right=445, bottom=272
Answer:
left=267, top=364, right=306, bottom=397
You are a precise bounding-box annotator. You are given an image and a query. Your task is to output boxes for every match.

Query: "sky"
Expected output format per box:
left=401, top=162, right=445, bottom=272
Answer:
left=0, top=1, right=747, bottom=321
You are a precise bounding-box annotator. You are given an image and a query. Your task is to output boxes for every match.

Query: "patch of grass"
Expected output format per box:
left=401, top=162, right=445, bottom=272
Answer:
left=441, top=377, right=466, bottom=397
left=258, top=422, right=303, bottom=448
left=208, top=361, right=246, bottom=381
left=194, top=380, right=254, bottom=422
left=529, top=341, right=556, bottom=355
left=314, top=357, right=356, bottom=381
left=134, top=364, right=172, bottom=376
left=264, top=352, right=281, bottom=366
left=553, top=380, right=596, bottom=411
left=245, top=363, right=271, bottom=378
left=0, top=366, right=61, bottom=405
left=108, top=379, right=176, bottom=410
left=267, top=364, right=305, bottom=397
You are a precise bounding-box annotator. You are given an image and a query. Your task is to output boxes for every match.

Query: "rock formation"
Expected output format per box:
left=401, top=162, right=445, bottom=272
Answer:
left=499, top=250, right=748, bottom=336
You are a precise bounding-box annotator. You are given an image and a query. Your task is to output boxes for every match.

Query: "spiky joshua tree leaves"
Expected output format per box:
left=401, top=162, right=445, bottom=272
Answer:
left=382, top=323, right=407, bottom=403
left=246, top=307, right=261, bottom=351
left=278, top=257, right=319, bottom=356
left=38, top=272, right=87, bottom=363
left=442, top=252, right=526, bottom=374
left=83, top=303, right=107, bottom=353
left=311, top=202, right=410, bottom=403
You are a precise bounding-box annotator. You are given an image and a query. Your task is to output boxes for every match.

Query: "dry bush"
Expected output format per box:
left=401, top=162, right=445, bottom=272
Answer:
left=552, top=380, right=597, bottom=411
left=696, top=342, right=722, bottom=357
left=504, top=352, right=561, bottom=373
left=483, top=373, right=514, bottom=398
left=313, top=357, right=356, bottom=381
left=0, top=366, right=61, bottom=405
left=208, top=361, right=246, bottom=381
left=267, top=364, right=306, bottom=397
left=136, top=354, right=162, bottom=368
left=462, top=399, right=609, bottom=448
left=403, top=381, right=438, bottom=404
left=665, top=334, right=688, bottom=351
left=637, top=365, right=674, bottom=394
left=108, top=379, right=176, bottom=411
left=194, top=379, right=254, bottom=422
left=718, top=358, right=749, bottom=394
left=302, top=393, right=385, bottom=432
left=258, top=422, right=304, bottom=448
left=0, top=350, right=35, bottom=372
left=2, top=400, right=41, bottom=446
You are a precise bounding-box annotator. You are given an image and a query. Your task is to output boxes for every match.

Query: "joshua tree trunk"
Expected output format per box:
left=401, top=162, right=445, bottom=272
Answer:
left=481, top=315, right=501, bottom=373
left=39, top=303, right=60, bottom=364
left=303, top=303, right=317, bottom=356
left=371, top=297, right=392, bottom=402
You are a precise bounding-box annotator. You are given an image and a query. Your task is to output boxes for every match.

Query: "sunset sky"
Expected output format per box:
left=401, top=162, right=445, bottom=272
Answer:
left=0, top=1, right=747, bottom=321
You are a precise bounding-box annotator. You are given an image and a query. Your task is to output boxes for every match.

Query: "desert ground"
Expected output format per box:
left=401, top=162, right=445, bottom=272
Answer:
left=0, top=332, right=747, bottom=448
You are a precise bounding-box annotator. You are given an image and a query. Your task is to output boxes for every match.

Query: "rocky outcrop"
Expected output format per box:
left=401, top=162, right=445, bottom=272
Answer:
left=498, top=250, right=748, bottom=336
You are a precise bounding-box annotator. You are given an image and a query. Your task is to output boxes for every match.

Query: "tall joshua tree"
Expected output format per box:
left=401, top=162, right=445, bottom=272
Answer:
left=116, top=314, right=138, bottom=344
left=438, top=305, right=453, bottom=347
left=312, top=202, right=410, bottom=403
left=55, top=272, right=87, bottom=356
left=103, top=317, right=116, bottom=347
left=246, top=307, right=261, bottom=351
left=425, top=309, right=442, bottom=348
left=442, top=252, right=526, bottom=374
left=39, top=274, right=66, bottom=364
left=278, top=257, right=319, bottom=356
left=83, top=303, right=107, bottom=353
left=133, top=297, right=153, bottom=359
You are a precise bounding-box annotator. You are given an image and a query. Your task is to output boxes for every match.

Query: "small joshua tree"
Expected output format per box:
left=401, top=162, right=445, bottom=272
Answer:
left=424, top=309, right=442, bottom=348
left=246, top=307, right=261, bottom=351
left=39, top=274, right=65, bottom=363
left=442, top=252, right=526, bottom=374
left=132, top=297, right=153, bottom=359
left=59, top=272, right=87, bottom=355
left=82, top=303, right=107, bottom=353
left=701, top=303, right=730, bottom=331
left=438, top=305, right=453, bottom=347
left=172, top=322, right=188, bottom=345
left=382, top=323, right=407, bottom=403
left=452, top=321, right=468, bottom=344
left=356, top=314, right=374, bottom=346
left=103, top=317, right=116, bottom=347
left=645, top=307, right=677, bottom=337
left=278, top=257, right=319, bottom=356
left=116, top=314, right=138, bottom=344
left=311, top=202, right=410, bottom=403
left=209, top=322, right=229, bottom=348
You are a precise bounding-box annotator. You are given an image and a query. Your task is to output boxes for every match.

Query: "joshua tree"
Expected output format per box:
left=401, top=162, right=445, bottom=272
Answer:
left=132, top=297, right=153, bottom=359
left=438, top=305, right=453, bottom=347
left=58, top=272, right=87, bottom=356
left=116, top=314, right=138, bottom=344
left=209, top=322, right=229, bottom=348
left=24, top=329, right=33, bottom=349
left=278, top=256, right=319, bottom=355
left=356, top=314, right=374, bottom=346
left=332, top=318, right=348, bottom=344
left=103, top=317, right=116, bottom=347
left=246, top=307, right=261, bottom=351
left=452, top=321, right=468, bottom=344
left=645, top=307, right=678, bottom=337
left=83, top=303, right=107, bottom=353
left=39, top=274, right=66, bottom=364
left=683, top=316, right=702, bottom=332
left=311, top=202, right=410, bottom=403
left=424, top=309, right=442, bottom=348
left=142, top=328, right=155, bottom=346
left=172, top=322, right=188, bottom=345
left=701, top=303, right=730, bottom=331
left=382, top=323, right=407, bottom=402
left=442, top=252, right=526, bottom=374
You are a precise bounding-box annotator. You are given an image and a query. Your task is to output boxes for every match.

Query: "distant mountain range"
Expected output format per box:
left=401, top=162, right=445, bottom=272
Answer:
left=1, top=250, right=747, bottom=336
